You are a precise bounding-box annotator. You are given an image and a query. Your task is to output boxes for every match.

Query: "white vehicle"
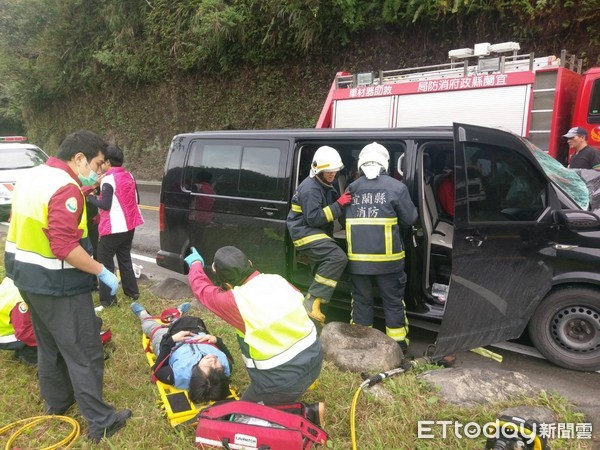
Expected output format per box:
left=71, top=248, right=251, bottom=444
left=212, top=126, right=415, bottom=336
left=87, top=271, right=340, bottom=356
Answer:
left=0, top=136, right=49, bottom=222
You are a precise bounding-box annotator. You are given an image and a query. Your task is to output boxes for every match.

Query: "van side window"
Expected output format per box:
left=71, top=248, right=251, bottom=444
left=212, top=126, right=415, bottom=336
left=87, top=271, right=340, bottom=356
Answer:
left=184, top=140, right=287, bottom=200
left=464, top=143, right=546, bottom=222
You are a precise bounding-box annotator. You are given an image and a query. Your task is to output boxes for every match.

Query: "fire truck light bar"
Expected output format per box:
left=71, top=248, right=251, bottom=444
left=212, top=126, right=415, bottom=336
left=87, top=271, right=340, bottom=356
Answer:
left=448, top=48, right=474, bottom=59
left=489, top=42, right=520, bottom=53
left=0, top=136, right=27, bottom=142
left=474, top=42, right=491, bottom=57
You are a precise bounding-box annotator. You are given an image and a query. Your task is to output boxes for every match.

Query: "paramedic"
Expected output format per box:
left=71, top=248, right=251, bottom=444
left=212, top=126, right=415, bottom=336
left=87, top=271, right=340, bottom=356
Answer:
left=344, top=142, right=418, bottom=353
left=286, top=146, right=350, bottom=325
left=130, top=302, right=232, bottom=402
left=88, top=144, right=144, bottom=307
left=186, top=245, right=323, bottom=404
left=4, top=130, right=131, bottom=443
left=0, top=277, right=37, bottom=365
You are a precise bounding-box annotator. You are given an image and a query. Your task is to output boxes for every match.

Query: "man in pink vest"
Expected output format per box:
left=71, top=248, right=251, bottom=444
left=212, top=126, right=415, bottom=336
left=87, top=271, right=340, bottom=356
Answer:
left=88, top=145, right=144, bottom=307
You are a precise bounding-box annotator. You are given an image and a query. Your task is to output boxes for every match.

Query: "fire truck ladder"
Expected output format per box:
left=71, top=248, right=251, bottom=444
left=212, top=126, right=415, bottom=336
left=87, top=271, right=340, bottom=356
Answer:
left=528, top=50, right=583, bottom=151
left=335, top=51, right=561, bottom=89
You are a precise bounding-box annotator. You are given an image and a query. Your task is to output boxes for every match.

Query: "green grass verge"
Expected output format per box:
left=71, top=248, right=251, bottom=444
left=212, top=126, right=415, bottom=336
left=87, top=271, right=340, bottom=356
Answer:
left=0, top=242, right=592, bottom=448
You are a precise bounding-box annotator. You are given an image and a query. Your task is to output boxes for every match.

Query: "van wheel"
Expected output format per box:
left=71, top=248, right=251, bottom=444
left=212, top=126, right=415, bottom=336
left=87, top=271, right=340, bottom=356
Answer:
left=529, top=287, right=600, bottom=371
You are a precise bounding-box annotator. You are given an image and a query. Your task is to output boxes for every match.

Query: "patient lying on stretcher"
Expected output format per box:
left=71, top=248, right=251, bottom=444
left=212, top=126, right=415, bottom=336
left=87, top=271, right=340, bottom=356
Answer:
left=131, top=301, right=233, bottom=403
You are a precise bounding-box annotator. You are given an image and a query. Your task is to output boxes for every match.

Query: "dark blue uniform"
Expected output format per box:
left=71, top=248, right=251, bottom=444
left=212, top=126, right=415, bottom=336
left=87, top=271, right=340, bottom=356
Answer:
left=286, top=176, right=347, bottom=302
left=345, top=174, right=417, bottom=342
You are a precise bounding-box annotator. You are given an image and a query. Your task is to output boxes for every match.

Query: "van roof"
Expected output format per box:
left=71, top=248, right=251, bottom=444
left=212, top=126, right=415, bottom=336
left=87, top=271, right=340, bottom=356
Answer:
left=173, top=126, right=455, bottom=141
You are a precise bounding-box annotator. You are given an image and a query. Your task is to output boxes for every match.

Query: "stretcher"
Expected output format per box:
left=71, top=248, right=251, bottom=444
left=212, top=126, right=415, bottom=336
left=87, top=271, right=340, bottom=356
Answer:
left=142, top=326, right=238, bottom=427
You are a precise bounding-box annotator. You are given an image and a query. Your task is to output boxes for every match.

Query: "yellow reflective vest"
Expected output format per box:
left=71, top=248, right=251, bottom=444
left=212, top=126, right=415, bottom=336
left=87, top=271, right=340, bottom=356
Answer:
left=5, top=164, right=93, bottom=296
left=232, top=273, right=318, bottom=371
left=0, top=278, right=21, bottom=344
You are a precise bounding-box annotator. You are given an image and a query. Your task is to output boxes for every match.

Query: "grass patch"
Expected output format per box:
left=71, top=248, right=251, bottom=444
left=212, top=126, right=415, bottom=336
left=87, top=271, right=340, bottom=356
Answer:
left=0, top=242, right=592, bottom=448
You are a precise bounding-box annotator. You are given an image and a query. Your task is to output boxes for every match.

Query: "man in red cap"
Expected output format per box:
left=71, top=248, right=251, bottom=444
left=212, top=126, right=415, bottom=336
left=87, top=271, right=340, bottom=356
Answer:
left=565, top=127, right=600, bottom=170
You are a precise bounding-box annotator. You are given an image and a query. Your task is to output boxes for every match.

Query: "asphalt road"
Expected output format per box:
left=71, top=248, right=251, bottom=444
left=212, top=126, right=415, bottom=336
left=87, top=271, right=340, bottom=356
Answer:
left=1, top=181, right=598, bottom=441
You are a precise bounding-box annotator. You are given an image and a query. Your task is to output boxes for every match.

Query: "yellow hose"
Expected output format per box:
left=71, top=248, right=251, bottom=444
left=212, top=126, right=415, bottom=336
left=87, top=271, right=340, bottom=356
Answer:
left=350, top=380, right=369, bottom=450
left=0, top=415, right=80, bottom=449
left=350, top=367, right=407, bottom=450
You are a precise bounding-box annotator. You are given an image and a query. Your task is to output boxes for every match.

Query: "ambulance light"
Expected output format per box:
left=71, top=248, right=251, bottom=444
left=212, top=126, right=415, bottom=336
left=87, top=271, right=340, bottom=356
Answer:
left=0, top=136, right=27, bottom=142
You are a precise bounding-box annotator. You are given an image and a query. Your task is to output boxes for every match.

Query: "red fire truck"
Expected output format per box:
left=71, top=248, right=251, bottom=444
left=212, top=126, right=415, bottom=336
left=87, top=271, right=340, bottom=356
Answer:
left=317, top=41, right=600, bottom=165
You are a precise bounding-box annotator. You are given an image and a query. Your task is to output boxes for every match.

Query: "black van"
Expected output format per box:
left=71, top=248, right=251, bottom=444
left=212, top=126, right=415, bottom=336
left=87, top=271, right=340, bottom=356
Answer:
left=156, top=123, right=600, bottom=372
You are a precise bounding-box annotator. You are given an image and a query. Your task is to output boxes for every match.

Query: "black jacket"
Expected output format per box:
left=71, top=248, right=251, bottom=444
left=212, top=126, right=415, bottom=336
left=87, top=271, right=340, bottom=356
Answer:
left=286, top=176, right=343, bottom=248
left=345, top=174, right=418, bottom=274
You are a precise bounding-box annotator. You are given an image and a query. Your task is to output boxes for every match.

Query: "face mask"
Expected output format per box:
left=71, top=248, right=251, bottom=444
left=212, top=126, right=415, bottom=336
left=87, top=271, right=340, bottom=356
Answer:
left=78, top=160, right=99, bottom=186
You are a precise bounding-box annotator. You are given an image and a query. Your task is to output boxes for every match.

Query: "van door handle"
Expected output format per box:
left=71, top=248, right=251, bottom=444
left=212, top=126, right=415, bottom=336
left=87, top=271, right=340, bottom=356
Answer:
left=260, top=206, right=278, bottom=216
left=465, top=233, right=485, bottom=247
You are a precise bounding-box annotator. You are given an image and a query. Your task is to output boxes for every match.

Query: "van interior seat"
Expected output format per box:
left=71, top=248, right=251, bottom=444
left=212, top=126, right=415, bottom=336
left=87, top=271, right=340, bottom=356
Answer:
left=423, top=154, right=453, bottom=249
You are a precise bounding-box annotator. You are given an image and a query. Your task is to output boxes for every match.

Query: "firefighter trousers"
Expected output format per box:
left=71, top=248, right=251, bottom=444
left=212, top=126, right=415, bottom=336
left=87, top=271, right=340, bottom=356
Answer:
left=301, top=239, right=347, bottom=303
left=351, top=269, right=409, bottom=342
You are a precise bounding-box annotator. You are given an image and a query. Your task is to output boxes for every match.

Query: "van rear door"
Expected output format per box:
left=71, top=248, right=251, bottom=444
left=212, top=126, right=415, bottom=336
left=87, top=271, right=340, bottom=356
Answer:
left=434, top=123, right=557, bottom=357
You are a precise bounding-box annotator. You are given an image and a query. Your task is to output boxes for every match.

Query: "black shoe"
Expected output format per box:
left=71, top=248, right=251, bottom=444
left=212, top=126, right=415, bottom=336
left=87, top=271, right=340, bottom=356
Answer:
left=45, top=401, right=75, bottom=415
left=304, top=402, right=325, bottom=427
left=14, top=346, right=38, bottom=366
left=89, top=409, right=132, bottom=443
left=101, top=296, right=118, bottom=308
left=398, top=340, right=409, bottom=355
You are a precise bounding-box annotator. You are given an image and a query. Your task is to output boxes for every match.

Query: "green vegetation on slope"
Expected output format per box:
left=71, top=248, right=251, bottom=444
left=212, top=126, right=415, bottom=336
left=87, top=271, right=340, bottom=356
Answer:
left=0, top=0, right=599, bottom=178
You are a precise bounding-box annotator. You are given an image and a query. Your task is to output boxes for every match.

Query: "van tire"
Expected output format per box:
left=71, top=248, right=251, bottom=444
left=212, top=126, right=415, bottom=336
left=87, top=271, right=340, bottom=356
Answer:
left=529, top=287, right=600, bottom=371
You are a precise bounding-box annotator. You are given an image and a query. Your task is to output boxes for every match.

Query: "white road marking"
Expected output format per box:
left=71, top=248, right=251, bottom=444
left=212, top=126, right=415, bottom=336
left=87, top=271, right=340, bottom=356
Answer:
left=131, top=253, right=156, bottom=264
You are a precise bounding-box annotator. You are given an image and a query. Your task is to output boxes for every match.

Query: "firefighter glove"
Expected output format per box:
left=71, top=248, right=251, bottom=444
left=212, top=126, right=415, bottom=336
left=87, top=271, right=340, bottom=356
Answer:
left=336, top=191, right=352, bottom=207
left=185, top=247, right=205, bottom=268
left=98, top=266, right=119, bottom=296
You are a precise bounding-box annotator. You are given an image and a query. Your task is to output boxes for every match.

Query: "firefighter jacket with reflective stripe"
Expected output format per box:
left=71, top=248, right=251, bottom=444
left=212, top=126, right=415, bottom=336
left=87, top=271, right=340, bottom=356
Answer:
left=231, top=273, right=319, bottom=372
left=286, top=176, right=343, bottom=248
left=5, top=165, right=94, bottom=296
left=98, top=167, right=144, bottom=236
left=345, top=174, right=418, bottom=275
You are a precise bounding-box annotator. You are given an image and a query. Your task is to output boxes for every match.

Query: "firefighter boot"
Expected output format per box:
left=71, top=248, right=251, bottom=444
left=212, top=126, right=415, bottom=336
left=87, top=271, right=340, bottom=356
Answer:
left=398, top=339, right=410, bottom=357
left=304, top=294, right=326, bottom=325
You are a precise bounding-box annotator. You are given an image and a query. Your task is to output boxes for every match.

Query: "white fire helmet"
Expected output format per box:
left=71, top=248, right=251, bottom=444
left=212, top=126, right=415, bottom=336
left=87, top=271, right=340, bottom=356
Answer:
left=358, top=142, right=389, bottom=179
left=310, top=146, right=344, bottom=177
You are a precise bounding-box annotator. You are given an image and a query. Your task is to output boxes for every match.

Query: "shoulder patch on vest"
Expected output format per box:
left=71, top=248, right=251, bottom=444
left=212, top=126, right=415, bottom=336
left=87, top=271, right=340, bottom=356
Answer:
left=65, top=197, right=78, bottom=213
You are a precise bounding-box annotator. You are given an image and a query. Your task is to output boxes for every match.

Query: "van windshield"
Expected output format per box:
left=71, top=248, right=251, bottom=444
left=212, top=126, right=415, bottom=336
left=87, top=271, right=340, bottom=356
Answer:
left=524, top=140, right=590, bottom=210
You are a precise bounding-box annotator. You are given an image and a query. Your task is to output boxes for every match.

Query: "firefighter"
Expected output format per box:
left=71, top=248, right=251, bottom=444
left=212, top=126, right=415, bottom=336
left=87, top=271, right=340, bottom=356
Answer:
left=345, top=142, right=418, bottom=352
left=286, top=146, right=351, bottom=325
